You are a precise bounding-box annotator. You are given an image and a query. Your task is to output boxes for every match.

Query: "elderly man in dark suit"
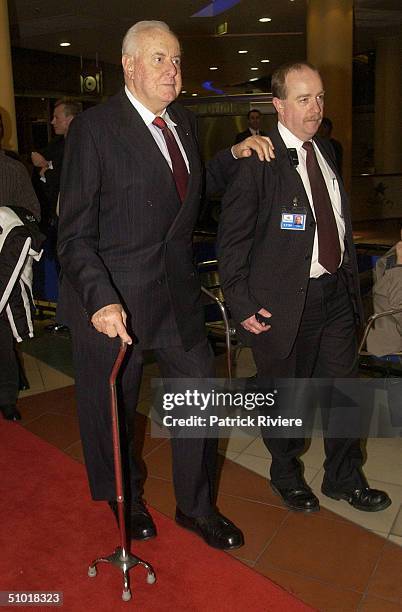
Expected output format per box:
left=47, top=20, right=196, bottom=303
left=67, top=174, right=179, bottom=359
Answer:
left=57, top=20, right=273, bottom=550
left=218, top=61, right=391, bottom=514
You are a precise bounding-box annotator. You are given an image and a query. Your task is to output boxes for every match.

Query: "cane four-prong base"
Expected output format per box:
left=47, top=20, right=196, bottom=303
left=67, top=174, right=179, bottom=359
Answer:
left=88, top=546, right=156, bottom=601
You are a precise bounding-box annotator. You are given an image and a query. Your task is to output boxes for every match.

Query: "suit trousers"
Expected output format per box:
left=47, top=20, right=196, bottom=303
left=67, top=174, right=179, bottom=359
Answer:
left=252, top=270, right=365, bottom=490
left=71, top=319, right=217, bottom=517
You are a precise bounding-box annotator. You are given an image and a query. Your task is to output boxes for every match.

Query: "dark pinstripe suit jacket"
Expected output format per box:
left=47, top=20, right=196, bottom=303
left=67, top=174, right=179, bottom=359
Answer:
left=57, top=90, right=233, bottom=350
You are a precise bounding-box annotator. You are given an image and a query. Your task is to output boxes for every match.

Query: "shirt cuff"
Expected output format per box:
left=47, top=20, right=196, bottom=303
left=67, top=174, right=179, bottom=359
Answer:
left=230, top=145, right=238, bottom=160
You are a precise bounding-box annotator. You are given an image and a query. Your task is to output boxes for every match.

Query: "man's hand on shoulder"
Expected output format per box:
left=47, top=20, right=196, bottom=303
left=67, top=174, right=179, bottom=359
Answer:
left=241, top=308, right=272, bottom=334
left=91, top=303, right=132, bottom=344
left=232, top=136, right=275, bottom=162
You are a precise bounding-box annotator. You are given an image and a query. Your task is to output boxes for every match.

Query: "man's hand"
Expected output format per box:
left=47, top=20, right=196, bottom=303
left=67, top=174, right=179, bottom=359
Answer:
left=232, top=136, right=275, bottom=162
left=241, top=307, right=272, bottom=334
left=31, top=152, right=50, bottom=177
left=91, top=303, right=132, bottom=344
left=396, top=229, right=402, bottom=265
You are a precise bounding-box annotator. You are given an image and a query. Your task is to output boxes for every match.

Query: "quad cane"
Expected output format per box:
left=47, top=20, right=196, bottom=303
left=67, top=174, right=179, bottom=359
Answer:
left=88, top=340, right=156, bottom=601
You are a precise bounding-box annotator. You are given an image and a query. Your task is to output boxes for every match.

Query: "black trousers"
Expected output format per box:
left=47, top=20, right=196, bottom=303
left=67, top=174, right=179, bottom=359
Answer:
left=0, top=316, right=19, bottom=408
left=252, top=271, right=365, bottom=491
left=71, top=322, right=217, bottom=518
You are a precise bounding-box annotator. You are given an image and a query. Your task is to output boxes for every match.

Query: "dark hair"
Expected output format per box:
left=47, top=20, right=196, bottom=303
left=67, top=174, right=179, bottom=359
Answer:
left=271, top=61, right=320, bottom=99
left=247, top=109, right=261, bottom=119
left=55, top=98, right=83, bottom=117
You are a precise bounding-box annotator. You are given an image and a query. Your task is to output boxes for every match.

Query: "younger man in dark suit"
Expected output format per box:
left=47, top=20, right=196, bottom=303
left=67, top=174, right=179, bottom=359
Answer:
left=235, top=109, right=267, bottom=143
left=218, top=61, right=391, bottom=514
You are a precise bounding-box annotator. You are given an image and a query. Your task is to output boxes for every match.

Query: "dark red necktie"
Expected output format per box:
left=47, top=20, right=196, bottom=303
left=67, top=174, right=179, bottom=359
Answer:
left=152, top=116, right=189, bottom=203
left=303, top=141, right=341, bottom=274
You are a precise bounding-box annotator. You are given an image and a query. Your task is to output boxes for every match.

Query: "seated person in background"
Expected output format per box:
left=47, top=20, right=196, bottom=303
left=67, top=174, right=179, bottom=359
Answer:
left=367, top=231, right=402, bottom=356
left=235, top=109, right=267, bottom=143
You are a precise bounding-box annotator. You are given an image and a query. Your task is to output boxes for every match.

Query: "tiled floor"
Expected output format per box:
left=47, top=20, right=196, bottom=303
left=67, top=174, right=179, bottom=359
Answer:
left=12, top=320, right=402, bottom=611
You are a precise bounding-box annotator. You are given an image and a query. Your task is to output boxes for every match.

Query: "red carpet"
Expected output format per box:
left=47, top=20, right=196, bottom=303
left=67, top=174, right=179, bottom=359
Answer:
left=0, top=421, right=313, bottom=611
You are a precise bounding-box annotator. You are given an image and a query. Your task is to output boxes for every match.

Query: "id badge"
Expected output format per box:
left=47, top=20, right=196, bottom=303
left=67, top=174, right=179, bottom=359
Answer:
left=280, top=204, right=306, bottom=231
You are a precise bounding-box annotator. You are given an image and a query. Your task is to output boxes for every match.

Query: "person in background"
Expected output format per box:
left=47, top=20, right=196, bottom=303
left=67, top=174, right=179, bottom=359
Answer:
left=0, top=115, right=41, bottom=421
left=318, top=116, right=343, bottom=177
left=31, top=99, right=82, bottom=231
left=367, top=230, right=402, bottom=356
left=235, top=109, right=267, bottom=143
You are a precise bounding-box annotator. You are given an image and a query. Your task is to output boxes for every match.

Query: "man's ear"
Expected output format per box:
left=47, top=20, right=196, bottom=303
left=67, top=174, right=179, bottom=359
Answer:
left=122, top=54, right=135, bottom=79
left=272, top=97, right=284, bottom=114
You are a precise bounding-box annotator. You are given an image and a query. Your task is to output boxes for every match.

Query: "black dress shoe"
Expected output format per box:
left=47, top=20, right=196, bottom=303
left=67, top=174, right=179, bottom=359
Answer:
left=108, top=500, right=157, bottom=540
left=271, top=482, right=320, bottom=512
left=1, top=404, right=21, bottom=421
left=321, top=485, right=392, bottom=512
left=175, top=507, right=244, bottom=550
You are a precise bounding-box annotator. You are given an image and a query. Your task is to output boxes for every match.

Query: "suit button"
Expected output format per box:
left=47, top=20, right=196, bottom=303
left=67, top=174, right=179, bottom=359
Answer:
left=300, top=288, right=305, bottom=294
left=156, top=279, right=162, bottom=285
left=305, top=254, right=311, bottom=260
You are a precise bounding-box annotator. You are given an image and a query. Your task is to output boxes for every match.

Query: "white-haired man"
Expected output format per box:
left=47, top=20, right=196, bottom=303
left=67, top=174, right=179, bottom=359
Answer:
left=57, top=21, right=273, bottom=550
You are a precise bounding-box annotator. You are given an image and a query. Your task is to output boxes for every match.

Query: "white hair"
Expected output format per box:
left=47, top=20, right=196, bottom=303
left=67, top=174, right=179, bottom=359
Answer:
left=122, top=20, right=174, bottom=56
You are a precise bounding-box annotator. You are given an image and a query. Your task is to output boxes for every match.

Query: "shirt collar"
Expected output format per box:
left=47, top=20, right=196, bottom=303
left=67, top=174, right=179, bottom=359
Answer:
left=277, top=121, right=310, bottom=151
left=124, top=86, right=177, bottom=128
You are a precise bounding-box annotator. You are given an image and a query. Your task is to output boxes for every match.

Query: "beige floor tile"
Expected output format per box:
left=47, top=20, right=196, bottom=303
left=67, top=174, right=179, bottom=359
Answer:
left=309, top=473, right=402, bottom=534
left=362, top=438, right=402, bottom=486
left=19, top=352, right=41, bottom=372
left=218, top=449, right=239, bottom=461
left=390, top=504, right=402, bottom=537
left=233, top=348, right=257, bottom=378
left=242, top=436, right=270, bottom=458
left=37, top=361, right=75, bottom=391
left=388, top=534, right=402, bottom=546
left=218, top=429, right=255, bottom=454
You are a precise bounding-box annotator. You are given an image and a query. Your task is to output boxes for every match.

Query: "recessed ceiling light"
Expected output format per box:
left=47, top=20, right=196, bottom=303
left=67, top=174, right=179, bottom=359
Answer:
left=251, top=67, right=259, bottom=71
left=238, top=50, right=248, bottom=54
left=192, top=93, right=198, bottom=97
left=259, top=17, right=272, bottom=22
left=181, top=90, right=187, bottom=94
left=249, top=77, right=259, bottom=82
left=260, top=59, right=270, bottom=63
left=59, top=42, right=71, bottom=47
left=209, top=66, right=218, bottom=70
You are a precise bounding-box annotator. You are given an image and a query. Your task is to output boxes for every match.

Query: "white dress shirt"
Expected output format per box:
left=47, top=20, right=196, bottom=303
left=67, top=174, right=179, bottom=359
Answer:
left=125, top=85, right=190, bottom=173
left=277, top=121, right=345, bottom=278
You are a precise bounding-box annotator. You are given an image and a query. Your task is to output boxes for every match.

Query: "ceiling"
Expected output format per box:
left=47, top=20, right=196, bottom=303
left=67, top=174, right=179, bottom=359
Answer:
left=8, top=0, right=402, bottom=96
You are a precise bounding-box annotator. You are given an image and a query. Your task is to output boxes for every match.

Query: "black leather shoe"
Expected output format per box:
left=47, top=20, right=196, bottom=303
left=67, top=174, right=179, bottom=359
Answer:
left=109, top=500, right=157, bottom=540
left=175, top=507, right=244, bottom=550
left=1, top=405, right=21, bottom=421
left=321, top=485, right=392, bottom=512
left=271, top=482, right=320, bottom=512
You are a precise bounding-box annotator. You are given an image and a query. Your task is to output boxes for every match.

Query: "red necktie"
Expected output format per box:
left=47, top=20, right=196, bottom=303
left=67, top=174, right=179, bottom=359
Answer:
left=152, top=117, right=189, bottom=203
left=303, top=141, right=341, bottom=274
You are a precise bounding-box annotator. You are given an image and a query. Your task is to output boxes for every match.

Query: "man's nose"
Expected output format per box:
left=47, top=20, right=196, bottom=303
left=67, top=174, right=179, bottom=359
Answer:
left=166, top=59, right=178, bottom=75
